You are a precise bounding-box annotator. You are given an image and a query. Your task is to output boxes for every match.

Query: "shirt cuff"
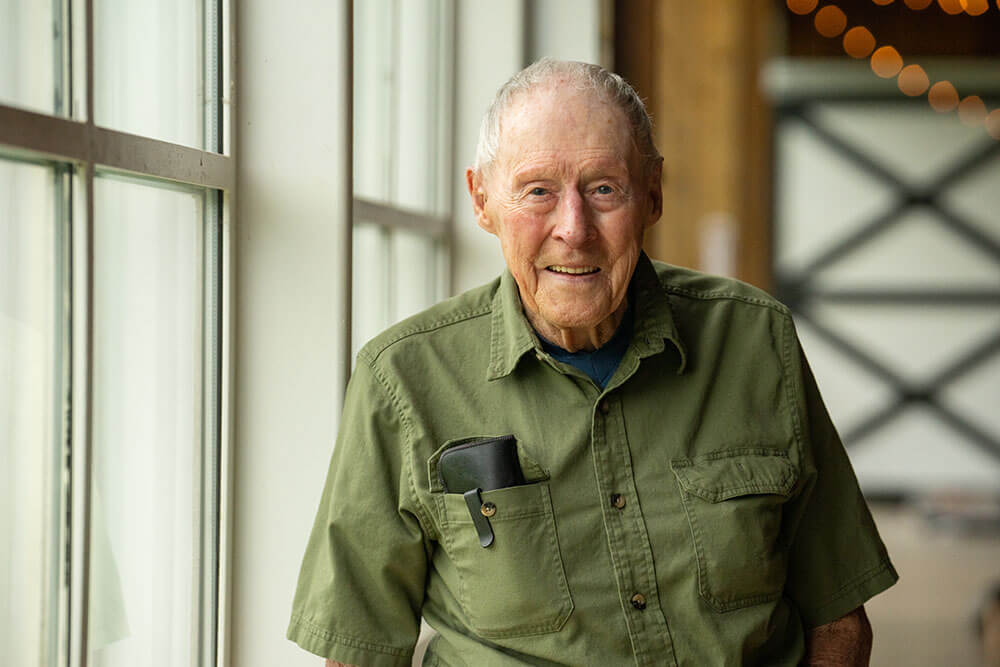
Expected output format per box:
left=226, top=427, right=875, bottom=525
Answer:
left=801, top=557, right=899, bottom=629
left=287, top=614, right=415, bottom=667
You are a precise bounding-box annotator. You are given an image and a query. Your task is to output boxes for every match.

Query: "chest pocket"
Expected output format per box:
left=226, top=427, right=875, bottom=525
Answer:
left=671, top=449, right=798, bottom=613
left=429, top=438, right=573, bottom=638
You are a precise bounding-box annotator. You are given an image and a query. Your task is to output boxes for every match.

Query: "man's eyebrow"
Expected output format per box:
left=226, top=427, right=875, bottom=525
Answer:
left=580, top=160, right=630, bottom=178
left=511, top=166, right=555, bottom=184
left=511, top=157, right=630, bottom=184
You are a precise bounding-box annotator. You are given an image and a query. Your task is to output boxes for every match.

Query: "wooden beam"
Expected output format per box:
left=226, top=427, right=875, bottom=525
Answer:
left=615, top=0, right=774, bottom=290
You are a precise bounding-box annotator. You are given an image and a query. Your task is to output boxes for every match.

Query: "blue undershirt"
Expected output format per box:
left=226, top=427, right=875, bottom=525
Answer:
left=538, top=302, right=633, bottom=389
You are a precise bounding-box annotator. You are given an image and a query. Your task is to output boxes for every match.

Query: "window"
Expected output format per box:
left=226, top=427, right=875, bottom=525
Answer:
left=770, top=60, right=1000, bottom=493
left=351, top=0, right=454, bottom=360
left=0, top=2, right=233, bottom=666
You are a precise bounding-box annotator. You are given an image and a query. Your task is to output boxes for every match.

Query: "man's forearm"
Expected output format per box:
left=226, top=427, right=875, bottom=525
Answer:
left=804, top=605, right=873, bottom=666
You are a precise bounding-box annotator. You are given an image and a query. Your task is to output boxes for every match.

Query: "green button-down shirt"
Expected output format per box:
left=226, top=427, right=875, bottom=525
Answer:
left=288, top=255, right=897, bottom=667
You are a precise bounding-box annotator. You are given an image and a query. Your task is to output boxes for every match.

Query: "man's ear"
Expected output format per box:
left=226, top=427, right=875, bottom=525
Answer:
left=466, top=167, right=496, bottom=235
left=645, top=158, right=664, bottom=229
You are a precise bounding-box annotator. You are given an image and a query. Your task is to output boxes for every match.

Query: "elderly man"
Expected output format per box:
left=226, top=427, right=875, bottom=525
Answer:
left=288, top=59, right=897, bottom=666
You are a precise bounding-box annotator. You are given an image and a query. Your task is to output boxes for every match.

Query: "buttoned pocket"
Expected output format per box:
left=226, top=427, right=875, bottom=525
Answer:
left=437, top=482, right=574, bottom=637
left=428, top=437, right=573, bottom=637
left=671, top=449, right=797, bottom=612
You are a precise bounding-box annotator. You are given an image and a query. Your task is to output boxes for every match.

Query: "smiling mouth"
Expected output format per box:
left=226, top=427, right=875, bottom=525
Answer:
left=546, top=265, right=600, bottom=275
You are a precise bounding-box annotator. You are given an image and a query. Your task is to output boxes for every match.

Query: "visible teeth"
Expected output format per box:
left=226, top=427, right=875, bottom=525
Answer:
left=548, top=265, right=599, bottom=275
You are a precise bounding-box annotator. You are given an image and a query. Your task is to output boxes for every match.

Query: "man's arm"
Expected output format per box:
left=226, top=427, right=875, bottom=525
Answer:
left=325, top=660, right=356, bottom=667
left=803, top=605, right=873, bottom=666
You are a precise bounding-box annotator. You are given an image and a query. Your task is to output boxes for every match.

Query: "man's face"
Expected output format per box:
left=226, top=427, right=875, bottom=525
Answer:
left=467, top=84, right=662, bottom=347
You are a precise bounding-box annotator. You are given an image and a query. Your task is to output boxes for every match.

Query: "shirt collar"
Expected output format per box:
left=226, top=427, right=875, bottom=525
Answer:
left=486, top=252, right=687, bottom=381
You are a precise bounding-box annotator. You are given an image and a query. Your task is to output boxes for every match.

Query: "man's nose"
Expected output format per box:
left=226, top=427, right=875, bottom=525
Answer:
left=551, top=188, right=594, bottom=248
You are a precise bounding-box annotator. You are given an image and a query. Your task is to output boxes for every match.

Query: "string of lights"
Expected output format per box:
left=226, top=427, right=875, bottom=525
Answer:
left=786, top=0, right=1000, bottom=139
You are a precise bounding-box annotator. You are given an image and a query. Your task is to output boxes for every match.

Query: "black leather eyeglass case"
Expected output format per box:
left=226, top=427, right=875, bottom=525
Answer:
left=438, top=435, right=526, bottom=494
left=438, top=435, right=526, bottom=548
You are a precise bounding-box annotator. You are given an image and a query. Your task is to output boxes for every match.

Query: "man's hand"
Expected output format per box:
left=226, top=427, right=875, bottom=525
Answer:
left=325, top=660, right=357, bottom=667
left=804, top=605, right=873, bottom=666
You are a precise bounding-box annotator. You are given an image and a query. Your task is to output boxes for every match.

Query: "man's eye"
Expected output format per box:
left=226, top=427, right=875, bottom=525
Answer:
left=595, top=185, right=614, bottom=195
left=530, top=187, right=548, bottom=196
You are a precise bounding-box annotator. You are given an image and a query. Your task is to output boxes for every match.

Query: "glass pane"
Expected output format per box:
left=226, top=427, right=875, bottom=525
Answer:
left=0, top=0, right=59, bottom=114
left=812, top=208, right=1000, bottom=289
left=812, top=104, right=992, bottom=189
left=395, top=0, right=440, bottom=214
left=352, top=222, right=391, bottom=362
left=0, top=159, right=63, bottom=665
left=391, top=228, right=438, bottom=322
left=353, top=0, right=447, bottom=215
left=90, top=175, right=212, bottom=666
left=775, top=118, right=896, bottom=275
left=352, top=223, right=442, bottom=363
left=353, top=0, right=394, bottom=202
left=94, top=0, right=207, bottom=148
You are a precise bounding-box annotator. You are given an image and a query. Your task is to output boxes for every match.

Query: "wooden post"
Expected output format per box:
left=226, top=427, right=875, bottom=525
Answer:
left=615, top=0, right=774, bottom=290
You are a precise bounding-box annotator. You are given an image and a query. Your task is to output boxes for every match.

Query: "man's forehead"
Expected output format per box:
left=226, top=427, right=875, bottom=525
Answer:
left=506, top=151, right=631, bottom=181
left=502, top=82, right=620, bottom=127
left=489, top=84, right=638, bottom=176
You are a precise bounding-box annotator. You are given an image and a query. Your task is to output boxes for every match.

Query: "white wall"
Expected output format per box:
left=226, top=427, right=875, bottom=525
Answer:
left=232, top=2, right=351, bottom=665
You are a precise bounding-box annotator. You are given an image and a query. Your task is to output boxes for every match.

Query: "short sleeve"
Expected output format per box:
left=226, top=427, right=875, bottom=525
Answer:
left=783, top=336, right=899, bottom=629
left=287, top=359, right=428, bottom=666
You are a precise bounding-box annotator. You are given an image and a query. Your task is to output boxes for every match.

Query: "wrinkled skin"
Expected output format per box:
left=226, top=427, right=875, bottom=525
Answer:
left=467, top=82, right=663, bottom=352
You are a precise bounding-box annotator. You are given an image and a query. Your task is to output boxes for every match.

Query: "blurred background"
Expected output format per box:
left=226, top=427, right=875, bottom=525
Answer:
left=2, top=1, right=998, bottom=666
left=617, top=3, right=1000, bottom=665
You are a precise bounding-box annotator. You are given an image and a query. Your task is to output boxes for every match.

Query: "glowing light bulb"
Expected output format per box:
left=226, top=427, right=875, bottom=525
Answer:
left=958, top=96, right=987, bottom=127
left=897, top=65, right=930, bottom=96
left=959, top=0, right=989, bottom=13
left=986, top=110, right=1000, bottom=140
left=787, top=0, right=819, bottom=14
left=871, top=46, right=903, bottom=78
left=929, top=81, right=960, bottom=112
left=815, top=6, right=848, bottom=37
left=843, top=26, right=876, bottom=58
left=937, top=0, right=964, bottom=14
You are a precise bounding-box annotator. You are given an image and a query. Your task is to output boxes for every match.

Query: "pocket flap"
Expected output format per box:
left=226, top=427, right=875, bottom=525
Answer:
left=670, top=449, right=796, bottom=502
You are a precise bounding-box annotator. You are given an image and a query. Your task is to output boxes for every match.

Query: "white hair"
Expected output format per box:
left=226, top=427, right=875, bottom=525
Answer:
left=473, top=58, right=661, bottom=174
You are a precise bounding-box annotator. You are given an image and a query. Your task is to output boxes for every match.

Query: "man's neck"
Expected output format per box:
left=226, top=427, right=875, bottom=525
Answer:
left=524, top=298, right=629, bottom=353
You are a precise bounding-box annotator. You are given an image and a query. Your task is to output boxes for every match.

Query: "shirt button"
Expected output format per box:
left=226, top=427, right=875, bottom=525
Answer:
left=480, top=502, right=497, bottom=517
left=630, top=593, right=647, bottom=610
left=599, top=400, right=610, bottom=414
left=610, top=493, right=626, bottom=510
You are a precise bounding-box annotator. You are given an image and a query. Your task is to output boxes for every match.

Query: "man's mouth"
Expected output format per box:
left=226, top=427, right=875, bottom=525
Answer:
left=546, top=265, right=600, bottom=275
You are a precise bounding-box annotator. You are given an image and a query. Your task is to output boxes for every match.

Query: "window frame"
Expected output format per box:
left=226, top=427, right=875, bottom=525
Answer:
left=0, top=1, right=236, bottom=666
left=350, top=0, right=456, bottom=355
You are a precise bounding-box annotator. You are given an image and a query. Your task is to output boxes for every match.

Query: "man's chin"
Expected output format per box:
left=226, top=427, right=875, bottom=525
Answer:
left=537, top=306, right=608, bottom=333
